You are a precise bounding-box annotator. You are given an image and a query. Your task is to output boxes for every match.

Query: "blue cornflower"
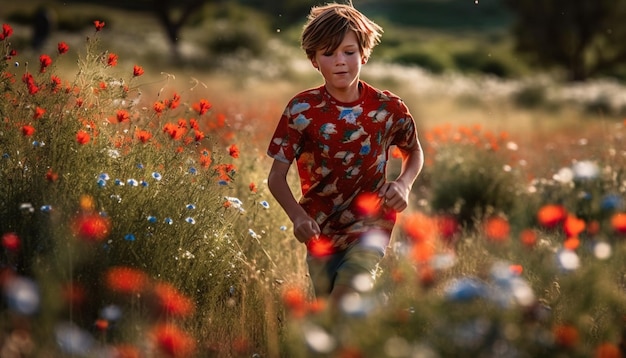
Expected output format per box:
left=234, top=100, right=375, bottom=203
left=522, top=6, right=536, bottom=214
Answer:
left=127, top=179, right=139, bottom=187
left=147, top=216, right=157, bottom=223
left=218, top=180, right=228, bottom=186
left=2, top=153, right=9, bottom=159
left=185, top=217, right=196, bottom=224
left=97, top=178, right=106, bottom=187
left=114, top=179, right=124, bottom=186
left=124, top=234, right=136, bottom=241
left=188, top=167, right=197, bottom=175
left=164, top=217, right=173, bottom=225
left=40, top=205, right=52, bottom=213
left=259, top=201, right=270, bottom=209
left=98, top=173, right=110, bottom=181
left=186, top=204, right=196, bottom=210
left=151, top=172, right=162, bottom=181
left=137, top=163, right=144, bottom=169
left=140, top=180, right=148, bottom=187
left=279, top=225, right=287, bottom=231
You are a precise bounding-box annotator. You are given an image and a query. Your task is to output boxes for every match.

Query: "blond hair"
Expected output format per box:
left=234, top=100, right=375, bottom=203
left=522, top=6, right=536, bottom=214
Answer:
left=301, top=2, right=383, bottom=61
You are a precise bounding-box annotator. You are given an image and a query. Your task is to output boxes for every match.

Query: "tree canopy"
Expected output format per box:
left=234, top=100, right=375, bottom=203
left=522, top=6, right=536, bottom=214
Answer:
left=505, top=0, right=626, bottom=81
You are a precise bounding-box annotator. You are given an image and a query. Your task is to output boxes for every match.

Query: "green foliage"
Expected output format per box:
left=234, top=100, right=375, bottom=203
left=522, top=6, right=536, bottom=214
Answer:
left=506, top=0, right=626, bottom=81
left=427, top=143, right=523, bottom=228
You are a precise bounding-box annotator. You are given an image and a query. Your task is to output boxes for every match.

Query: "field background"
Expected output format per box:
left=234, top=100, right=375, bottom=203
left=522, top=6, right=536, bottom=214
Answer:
left=1, top=0, right=626, bottom=357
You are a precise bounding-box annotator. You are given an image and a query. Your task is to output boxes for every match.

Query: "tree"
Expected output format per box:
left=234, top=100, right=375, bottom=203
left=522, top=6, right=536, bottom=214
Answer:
left=505, top=0, right=626, bottom=81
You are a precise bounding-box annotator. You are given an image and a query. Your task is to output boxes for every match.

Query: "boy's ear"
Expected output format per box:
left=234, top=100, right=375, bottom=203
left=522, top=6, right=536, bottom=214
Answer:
left=310, top=58, right=319, bottom=69
left=361, top=56, right=368, bottom=64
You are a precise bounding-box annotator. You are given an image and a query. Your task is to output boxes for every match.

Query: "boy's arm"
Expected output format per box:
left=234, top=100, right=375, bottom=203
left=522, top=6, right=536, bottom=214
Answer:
left=268, top=159, right=321, bottom=243
left=379, top=142, right=424, bottom=212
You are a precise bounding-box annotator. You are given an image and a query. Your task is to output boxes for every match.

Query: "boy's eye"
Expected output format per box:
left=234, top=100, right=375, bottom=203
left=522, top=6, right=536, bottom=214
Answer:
left=345, top=51, right=355, bottom=55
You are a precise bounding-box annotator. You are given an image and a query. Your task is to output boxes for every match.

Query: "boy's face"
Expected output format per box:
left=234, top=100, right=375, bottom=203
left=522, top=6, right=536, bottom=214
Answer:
left=311, top=31, right=366, bottom=97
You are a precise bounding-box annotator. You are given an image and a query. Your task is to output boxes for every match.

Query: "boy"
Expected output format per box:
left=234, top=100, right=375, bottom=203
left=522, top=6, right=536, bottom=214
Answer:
left=267, top=2, right=424, bottom=305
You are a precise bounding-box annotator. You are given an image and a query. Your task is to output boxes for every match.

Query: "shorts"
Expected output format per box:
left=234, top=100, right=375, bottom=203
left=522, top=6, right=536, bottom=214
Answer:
left=306, top=230, right=389, bottom=296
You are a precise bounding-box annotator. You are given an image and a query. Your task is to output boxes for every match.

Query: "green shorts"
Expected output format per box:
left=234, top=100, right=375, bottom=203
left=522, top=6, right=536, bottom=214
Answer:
left=306, top=232, right=388, bottom=297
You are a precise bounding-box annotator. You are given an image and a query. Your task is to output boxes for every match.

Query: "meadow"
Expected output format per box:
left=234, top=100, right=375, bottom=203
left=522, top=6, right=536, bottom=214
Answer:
left=1, top=8, right=626, bottom=358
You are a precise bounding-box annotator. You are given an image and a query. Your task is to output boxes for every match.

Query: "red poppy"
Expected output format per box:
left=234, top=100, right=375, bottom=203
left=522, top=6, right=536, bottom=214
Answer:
left=116, top=109, right=130, bottom=123
left=354, top=192, right=382, bottom=217
left=169, top=93, right=181, bottom=109
left=107, top=53, right=118, bottom=67
left=33, top=106, right=46, bottom=119
left=94, top=20, right=105, bottom=31
left=307, top=236, right=334, bottom=257
left=95, top=319, right=109, bottom=331
left=50, top=75, right=62, bottom=92
left=132, top=65, right=144, bottom=77
left=228, top=144, right=240, bottom=158
left=519, top=228, right=537, bottom=248
left=57, top=41, right=69, bottom=54
left=610, top=212, right=626, bottom=234
left=402, top=212, right=437, bottom=243
left=153, top=282, right=195, bottom=317
left=21, top=125, right=35, bottom=136
left=154, top=101, right=165, bottom=115
left=76, top=130, right=90, bottom=144
left=564, top=237, right=580, bottom=250
left=2, top=232, right=20, bottom=252
left=192, top=99, right=212, bottom=115
left=193, top=130, right=204, bottom=142
left=484, top=216, right=510, bottom=242
left=105, top=266, right=149, bottom=294
left=135, top=129, right=152, bottom=143
left=72, top=213, right=110, bottom=242
left=39, top=54, right=52, bottom=73
left=553, top=324, right=579, bottom=349
left=150, top=323, right=196, bottom=358
left=436, top=214, right=459, bottom=242
left=282, top=287, right=308, bottom=318
left=0, top=24, right=13, bottom=40
left=564, top=215, right=585, bottom=238
left=594, top=343, right=621, bottom=358
left=45, top=169, right=59, bottom=182
left=249, top=182, right=257, bottom=193
left=537, top=204, right=567, bottom=228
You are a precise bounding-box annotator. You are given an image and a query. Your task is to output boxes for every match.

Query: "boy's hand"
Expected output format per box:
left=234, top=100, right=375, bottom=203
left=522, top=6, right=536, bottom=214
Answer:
left=379, top=181, right=410, bottom=212
left=293, top=215, right=321, bottom=243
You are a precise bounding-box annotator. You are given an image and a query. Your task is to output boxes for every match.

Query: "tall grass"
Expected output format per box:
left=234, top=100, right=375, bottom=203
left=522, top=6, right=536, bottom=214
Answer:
left=1, top=21, right=625, bottom=358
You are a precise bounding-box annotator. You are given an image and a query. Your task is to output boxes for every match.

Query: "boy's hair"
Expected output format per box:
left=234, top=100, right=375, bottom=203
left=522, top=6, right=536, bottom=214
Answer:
left=301, top=2, right=383, bottom=61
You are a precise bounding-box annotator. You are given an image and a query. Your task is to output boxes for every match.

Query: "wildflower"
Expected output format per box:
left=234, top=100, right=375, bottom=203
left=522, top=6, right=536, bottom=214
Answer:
left=57, top=41, right=69, bottom=54
left=153, top=282, right=195, bottom=317
left=192, top=99, right=212, bottom=115
left=94, top=20, right=105, bottom=31
left=572, top=160, right=599, bottom=180
left=107, top=53, right=118, bottom=67
left=436, top=214, right=459, bottom=242
left=147, top=216, right=157, bottom=223
left=193, top=130, right=204, bottom=142
left=307, top=236, right=334, bottom=257
left=153, top=101, right=166, bottom=116
left=124, top=234, right=136, bottom=241
left=169, top=92, right=181, bottom=109
left=22, top=72, right=39, bottom=94
left=135, top=129, right=152, bottom=143
left=40, top=205, right=52, bottom=212
left=484, top=216, right=510, bottom=242
left=116, top=109, right=130, bottom=123
left=228, top=144, right=240, bottom=158
left=104, top=266, right=148, bottom=295
left=76, top=130, right=90, bottom=144
left=50, top=75, right=62, bottom=92
left=564, top=215, right=585, bottom=238
left=594, top=342, right=622, bottom=358
left=1, top=23, right=13, bottom=40
left=151, top=172, right=162, bottom=181
left=132, top=65, right=144, bottom=77
left=2, top=232, right=20, bottom=252
left=282, top=287, right=308, bottom=318
left=150, top=323, right=196, bottom=358
left=127, top=179, right=139, bottom=186
left=553, top=324, right=579, bottom=349
left=79, top=194, right=95, bottom=212
left=249, top=182, right=257, bottom=193
left=164, top=218, right=173, bottom=225
left=4, top=276, right=40, bottom=315
left=248, top=228, right=260, bottom=239
left=537, top=204, right=567, bottom=228
left=185, top=217, right=196, bottom=225
left=21, top=125, right=35, bottom=136
left=72, top=213, right=111, bottom=242
left=39, top=54, right=52, bottom=73
left=186, top=204, right=196, bottom=210
left=54, top=322, right=94, bottom=356
left=519, top=228, right=537, bottom=248
left=98, top=173, right=110, bottom=181
left=44, top=169, right=58, bottom=182
left=33, top=106, right=46, bottom=119
left=94, top=319, right=109, bottom=331
left=260, top=201, right=270, bottom=209
left=610, top=212, right=626, bottom=234
left=402, top=212, right=437, bottom=243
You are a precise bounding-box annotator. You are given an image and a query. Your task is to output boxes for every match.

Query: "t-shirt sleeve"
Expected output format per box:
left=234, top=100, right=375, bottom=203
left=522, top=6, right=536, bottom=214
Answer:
left=391, top=99, right=418, bottom=151
left=266, top=99, right=309, bottom=164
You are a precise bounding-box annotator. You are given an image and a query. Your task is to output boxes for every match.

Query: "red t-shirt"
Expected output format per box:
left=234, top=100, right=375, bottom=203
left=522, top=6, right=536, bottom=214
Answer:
left=267, top=81, right=418, bottom=250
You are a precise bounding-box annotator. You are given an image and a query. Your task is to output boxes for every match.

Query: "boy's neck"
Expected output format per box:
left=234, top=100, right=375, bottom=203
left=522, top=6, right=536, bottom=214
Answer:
left=325, top=81, right=362, bottom=104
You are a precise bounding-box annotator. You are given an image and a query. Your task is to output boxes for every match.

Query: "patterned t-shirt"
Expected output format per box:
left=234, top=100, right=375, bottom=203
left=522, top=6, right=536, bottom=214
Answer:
left=267, top=81, right=418, bottom=250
